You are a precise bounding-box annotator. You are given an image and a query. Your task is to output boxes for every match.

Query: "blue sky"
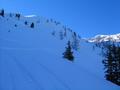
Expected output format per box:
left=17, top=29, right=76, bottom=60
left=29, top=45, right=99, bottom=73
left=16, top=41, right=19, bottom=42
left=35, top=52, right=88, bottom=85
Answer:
left=0, top=0, right=120, bottom=37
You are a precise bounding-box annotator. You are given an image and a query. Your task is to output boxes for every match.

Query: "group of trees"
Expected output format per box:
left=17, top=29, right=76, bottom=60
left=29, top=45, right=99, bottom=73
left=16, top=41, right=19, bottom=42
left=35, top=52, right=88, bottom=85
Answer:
left=59, top=30, right=66, bottom=40
left=46, top=19, right=60, bottom=26
left=15, top=13, right=20, bottom=20
left=59, top=31, right=64, bottom=40
left=71, top=32, right=80, bottom=50
left=0, top=9, right=34, bottom=29
left=0, top=9, right=77, bottom=62
left=24, top=21, right=34, bottom=28
left=62, top=32, right=80, bottom=62
left=99, top=42, right=120, bottom=86
left=59, top=31, right=80, bottom=50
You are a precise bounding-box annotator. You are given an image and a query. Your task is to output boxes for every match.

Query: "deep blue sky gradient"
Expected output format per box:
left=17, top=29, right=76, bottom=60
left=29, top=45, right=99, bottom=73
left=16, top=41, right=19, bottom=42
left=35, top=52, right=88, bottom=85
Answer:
left=0, top=0, right=120, bottom=37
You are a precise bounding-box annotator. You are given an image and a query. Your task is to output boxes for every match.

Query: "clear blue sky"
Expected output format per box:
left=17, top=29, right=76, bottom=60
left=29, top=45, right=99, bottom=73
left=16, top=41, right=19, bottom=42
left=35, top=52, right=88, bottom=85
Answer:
left=0, top=0, right=120, bottom=37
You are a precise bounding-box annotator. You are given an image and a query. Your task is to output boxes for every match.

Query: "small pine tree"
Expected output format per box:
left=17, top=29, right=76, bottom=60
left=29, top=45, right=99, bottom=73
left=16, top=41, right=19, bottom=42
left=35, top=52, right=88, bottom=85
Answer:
left=46, top=19, right=49, bottom=23
left=8, top=30, right=10, bottom=32
left=25, top=21, right=28, bottom=25
left=51, top=31, right=55, bottom=36
left=63, top=41, right=74, bottom=61
left=0, top=9, right=4, bottom=17
left=9, top=13, right=12, bottom=17
left=30, top=22, right=34, bottom=28
left=14, top=24, right=17, bottom=27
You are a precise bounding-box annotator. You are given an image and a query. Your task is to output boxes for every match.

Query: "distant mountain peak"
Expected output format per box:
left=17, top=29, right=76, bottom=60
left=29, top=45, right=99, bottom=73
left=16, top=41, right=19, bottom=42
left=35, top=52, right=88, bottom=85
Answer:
left=87, top=33, right=120, bottom=43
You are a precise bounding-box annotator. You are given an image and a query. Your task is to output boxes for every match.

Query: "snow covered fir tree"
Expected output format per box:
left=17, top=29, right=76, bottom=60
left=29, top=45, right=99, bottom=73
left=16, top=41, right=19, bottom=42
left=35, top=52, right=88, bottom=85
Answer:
left=0, top=9, right=4, bottom=17
left=93, top=41, right=120, bottom=86
left=0, top=9, right=120, bottom=90
left=63, top=41, right=74, bottom=61
left=100, top=42, right=120, bottom=86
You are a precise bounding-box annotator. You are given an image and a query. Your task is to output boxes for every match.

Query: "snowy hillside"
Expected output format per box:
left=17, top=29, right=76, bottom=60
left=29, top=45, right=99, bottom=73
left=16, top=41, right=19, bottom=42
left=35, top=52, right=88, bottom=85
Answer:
left=0, top=12, right=120, bottom=90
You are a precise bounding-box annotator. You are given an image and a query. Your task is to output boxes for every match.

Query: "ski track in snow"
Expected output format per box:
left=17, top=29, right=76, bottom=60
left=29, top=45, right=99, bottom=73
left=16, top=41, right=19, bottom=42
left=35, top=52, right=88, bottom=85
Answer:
left=12, top=57, right=45, bottom=90
left=7, top=54, right=71, bottom=90
left=34, top=58, right=71, bottom=90
left=5, top=59, right=17, bottom=90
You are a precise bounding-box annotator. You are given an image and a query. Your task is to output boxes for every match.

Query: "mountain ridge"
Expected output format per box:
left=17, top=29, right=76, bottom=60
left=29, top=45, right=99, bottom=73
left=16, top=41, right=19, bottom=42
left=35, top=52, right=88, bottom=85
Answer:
left=87, top=33, right=120, bottom=43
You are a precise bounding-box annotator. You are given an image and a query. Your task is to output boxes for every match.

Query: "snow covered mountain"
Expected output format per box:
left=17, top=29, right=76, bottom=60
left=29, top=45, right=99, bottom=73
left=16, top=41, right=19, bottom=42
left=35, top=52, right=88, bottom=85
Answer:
left=87, top=33, right=120, bottom=43
left=0, top=11, right=120, bottom=90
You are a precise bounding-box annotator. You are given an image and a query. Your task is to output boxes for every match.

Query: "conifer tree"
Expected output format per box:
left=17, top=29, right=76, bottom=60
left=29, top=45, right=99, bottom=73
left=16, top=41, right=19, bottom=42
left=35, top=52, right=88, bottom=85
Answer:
left=30, top=22, right=34, bottom=28
left=63, top=41, right=74, bottom=61
left=71, top=32, right=80, bottom=50
left=102, top=43, right=120, bottom=86
left=0, top=9, right=4, bottom=17
left=25, top=21, right=28, bottom=25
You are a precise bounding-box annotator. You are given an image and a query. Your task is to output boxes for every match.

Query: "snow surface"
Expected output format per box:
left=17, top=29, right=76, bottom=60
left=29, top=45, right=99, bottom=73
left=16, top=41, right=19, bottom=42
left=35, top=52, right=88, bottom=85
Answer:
left=0, top=13, right=120, bottom=90
left=87, top=33, right=120, bottom=42
left=24, top=15, right=37, bottom=18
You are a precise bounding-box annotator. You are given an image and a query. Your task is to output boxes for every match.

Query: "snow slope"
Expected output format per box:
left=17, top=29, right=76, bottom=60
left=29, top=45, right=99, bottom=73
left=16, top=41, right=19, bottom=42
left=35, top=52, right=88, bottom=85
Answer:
left=0, top=13, right=120, bottom=90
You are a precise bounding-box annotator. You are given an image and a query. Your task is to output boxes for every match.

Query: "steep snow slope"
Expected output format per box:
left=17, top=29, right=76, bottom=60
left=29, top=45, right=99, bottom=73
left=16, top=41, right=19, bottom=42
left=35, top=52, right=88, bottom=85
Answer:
left=0, top=13, right=120, bottom=90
